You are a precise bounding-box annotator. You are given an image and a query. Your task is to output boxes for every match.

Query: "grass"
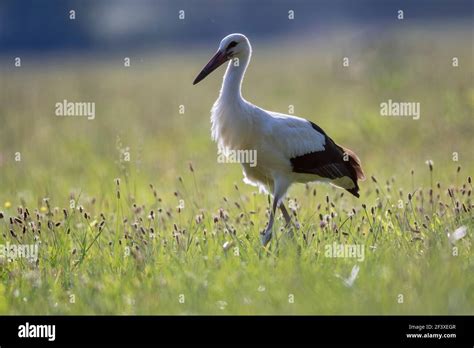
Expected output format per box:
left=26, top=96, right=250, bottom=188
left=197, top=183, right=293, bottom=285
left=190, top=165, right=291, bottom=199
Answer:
left=0, top=27, right=473, bottom=314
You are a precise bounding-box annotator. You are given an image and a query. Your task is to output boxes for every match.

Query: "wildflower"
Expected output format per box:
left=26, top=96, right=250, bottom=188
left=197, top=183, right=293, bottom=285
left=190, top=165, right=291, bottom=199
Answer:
left=447, top=226, right=467, bottom=244
left=425, top=160, right=433, bottom=172
left=288, top=199, right=298, bottom=211
left=336, top=265, right=360, bottom=287
left=222, top=241, right=233, bottom=251
left=216, top=300, right=227, bottom=310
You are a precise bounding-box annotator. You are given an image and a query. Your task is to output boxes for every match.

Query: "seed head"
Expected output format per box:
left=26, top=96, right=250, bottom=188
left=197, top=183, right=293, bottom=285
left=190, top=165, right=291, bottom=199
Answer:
left=425, top=160, right=433, bottom=172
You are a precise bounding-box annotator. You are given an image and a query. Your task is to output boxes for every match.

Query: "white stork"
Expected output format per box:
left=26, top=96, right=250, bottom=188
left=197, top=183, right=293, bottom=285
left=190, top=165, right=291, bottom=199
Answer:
left=193, top=33, right=365, bottom=246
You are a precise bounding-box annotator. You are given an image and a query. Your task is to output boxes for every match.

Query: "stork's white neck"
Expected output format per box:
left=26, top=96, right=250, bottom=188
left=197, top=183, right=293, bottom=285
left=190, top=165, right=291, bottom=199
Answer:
left=219, top=53, right=250, bottom=103
left=211, top=51, right=252, bottom=150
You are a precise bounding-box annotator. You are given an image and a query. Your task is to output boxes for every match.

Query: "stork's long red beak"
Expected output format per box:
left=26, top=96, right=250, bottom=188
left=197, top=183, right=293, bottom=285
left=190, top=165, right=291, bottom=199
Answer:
left=193, top=50, right=228, bottom=85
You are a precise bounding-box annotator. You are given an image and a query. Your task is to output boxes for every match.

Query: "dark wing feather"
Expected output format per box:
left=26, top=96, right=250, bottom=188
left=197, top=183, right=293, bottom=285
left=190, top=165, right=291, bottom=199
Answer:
left=290, top=121, right=364, bottom=197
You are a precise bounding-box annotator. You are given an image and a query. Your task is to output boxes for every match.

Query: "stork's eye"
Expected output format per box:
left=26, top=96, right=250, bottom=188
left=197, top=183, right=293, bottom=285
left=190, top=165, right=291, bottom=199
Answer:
left=227, top=41, right=238, bottom=50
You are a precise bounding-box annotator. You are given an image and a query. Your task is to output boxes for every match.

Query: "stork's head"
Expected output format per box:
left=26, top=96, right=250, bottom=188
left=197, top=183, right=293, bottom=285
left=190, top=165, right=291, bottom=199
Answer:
left=193, top=33, right=251, bottom=85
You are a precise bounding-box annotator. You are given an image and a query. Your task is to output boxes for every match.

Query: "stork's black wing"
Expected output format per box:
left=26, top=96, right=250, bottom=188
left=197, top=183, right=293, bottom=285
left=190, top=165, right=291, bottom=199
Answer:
left=290, top=122, right=364, bottom=197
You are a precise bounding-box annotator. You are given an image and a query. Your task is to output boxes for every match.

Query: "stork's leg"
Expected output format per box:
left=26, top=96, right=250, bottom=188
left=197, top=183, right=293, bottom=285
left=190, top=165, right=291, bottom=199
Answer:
left=261, top=177, right=289, bottom=246
left=261, top=198, right=278, bottom=246
left=279, top=203, right=292, bottom=227
left=280, top=203, right=301, bottom=230
left=279, top=203, right=300, bottom=242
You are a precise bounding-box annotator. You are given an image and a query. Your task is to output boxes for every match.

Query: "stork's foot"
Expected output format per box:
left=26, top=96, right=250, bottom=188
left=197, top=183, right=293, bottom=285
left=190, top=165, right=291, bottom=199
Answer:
left=285, top=219, right=300, bottom=230
left=260, top=228, right=273, bottom=246
left=283, top=221, right=300, bottom=242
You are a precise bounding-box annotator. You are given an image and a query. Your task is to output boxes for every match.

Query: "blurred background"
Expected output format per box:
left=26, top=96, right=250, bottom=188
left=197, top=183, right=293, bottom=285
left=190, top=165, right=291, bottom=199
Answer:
left=1, top=0, right=473, bottom=54
left=0, top=0, right=472, bottom=206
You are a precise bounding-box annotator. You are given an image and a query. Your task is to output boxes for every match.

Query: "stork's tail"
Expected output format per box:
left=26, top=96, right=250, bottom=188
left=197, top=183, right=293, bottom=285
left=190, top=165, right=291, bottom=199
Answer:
left=346, top=186, right=361, bottom=198
left=342, top=147, right=366, bottom=181
left=340, top=146, right=365, bottom=198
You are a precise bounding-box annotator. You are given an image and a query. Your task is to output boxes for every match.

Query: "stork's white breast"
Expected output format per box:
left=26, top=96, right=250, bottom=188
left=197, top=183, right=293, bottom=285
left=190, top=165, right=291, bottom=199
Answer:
left=211, top=97, right=328, bottom=189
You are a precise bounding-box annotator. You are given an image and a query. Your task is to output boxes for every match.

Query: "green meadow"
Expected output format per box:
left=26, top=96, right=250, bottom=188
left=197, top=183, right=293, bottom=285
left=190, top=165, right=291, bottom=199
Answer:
left=0, top=27, right=472, bottom=314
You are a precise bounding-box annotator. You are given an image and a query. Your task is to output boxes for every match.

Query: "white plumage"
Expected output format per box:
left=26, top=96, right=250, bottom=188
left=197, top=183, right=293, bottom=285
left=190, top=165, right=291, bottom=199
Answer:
left=194, top=33, right=365, bottom=245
